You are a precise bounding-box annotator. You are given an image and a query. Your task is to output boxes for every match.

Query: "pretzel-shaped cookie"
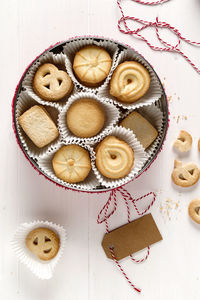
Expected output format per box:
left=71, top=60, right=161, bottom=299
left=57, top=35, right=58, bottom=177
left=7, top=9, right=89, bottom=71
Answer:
left=188, top=199, right=200, bottom=224
left=171, top=160, right=200, bottom=187
left=173, top=130, right=192, bottom=152
left=33, top=63, right=73, bottom=101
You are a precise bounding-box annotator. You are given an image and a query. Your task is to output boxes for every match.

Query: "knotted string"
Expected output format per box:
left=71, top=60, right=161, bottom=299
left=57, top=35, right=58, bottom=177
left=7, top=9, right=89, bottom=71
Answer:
left=97, top=186, right=156, bottom=293
left=117, top=0, right=200, bottom=73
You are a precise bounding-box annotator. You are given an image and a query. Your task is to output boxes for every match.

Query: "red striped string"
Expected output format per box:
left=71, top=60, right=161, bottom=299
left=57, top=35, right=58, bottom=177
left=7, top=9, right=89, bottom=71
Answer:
left=117, top=0, right=200, bottom=73
left=97, top=187, right=156, bottom=293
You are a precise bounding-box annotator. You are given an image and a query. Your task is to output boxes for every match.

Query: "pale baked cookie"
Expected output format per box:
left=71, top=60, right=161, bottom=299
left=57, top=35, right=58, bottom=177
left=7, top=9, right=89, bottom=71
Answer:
left=52, top=145, right=91, bottom=183
left=33, top=63, right=73, bottom=101
left=66, top=98, right=105, bottom=138
left=26, top=227, right=60, bottom=261
left=95, top=136, right=134, bottom=179
left=171, top=160, right=200, bottom=187
left=73, top=45, right=112, bottom=86
left=110, top=61, right=151, bottom=103
left=120, top=111, right=158, bottom=149
left=173, top=130, right=192, bottom=152
left=188, top=199, right=200, bottom=224
left=18, top=105, right=59, bottom=148
left=198, top=139, right=200, bottom=151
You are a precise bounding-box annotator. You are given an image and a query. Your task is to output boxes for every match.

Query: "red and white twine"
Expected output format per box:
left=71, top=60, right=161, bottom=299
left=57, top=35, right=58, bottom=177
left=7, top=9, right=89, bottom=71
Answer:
left=117, top=0, right=200, bottom=73
left=97, top=187, right=156, bottom=293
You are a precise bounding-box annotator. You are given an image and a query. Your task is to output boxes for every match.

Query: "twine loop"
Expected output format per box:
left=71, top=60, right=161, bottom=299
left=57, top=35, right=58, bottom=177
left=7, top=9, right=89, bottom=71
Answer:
left=97, top=186, right=156, bottom=293
left=117, top=0, right=200, bottom=73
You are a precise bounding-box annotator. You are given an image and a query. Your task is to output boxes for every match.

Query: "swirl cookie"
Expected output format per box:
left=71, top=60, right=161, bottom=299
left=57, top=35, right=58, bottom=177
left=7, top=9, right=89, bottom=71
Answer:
left=26, top=227, right=60, bottom=261
left=66, top=98, right=105, bottom=138
left=33, top=63, right=73, bottom=101
left=171, top=160, right=200, bottom=187
left=188, top=199, right=200, bottom=224
left=73, top=45, right=112, bottom=86
left=110, top=61, right=151, bottom=103
left=95, top=136, right=134, bottom=179
left=173, top=130, right=192, bottom=152
left=52, top=145, right=91, bottom=183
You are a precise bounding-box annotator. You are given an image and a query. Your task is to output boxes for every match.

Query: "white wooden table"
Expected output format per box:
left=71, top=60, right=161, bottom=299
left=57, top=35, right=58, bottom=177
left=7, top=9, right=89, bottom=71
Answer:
left=1, top=0, right=200, bottom=299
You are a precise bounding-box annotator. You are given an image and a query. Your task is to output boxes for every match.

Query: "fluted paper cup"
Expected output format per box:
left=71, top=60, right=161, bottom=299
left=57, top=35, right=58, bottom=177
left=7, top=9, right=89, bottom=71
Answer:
left=38, top=140, right=99, bottom=191
left=23, top=51, right=73, bottom=109
left=15, top=91, right=61, bottom=158
left=63, top=38, right=119, bottom=93
left=11, top=220, right=66, bottom=280
left=92, top=126, right=147, bottom=188
left=98, top=48, right=163, bottom=110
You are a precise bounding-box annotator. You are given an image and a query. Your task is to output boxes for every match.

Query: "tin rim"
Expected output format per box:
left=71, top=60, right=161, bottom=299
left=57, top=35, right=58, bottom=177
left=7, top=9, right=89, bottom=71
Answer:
left=12, top=36, right=169, bottom=193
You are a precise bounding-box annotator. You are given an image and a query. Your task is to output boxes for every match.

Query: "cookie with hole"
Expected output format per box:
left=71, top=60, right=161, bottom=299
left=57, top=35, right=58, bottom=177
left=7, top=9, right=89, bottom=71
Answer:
left=110, top=61, right=150, bottom=103
left=26, top=227, right=60, bottom=261
left=95, top=136, right=134, bottom=179
left=188, top=199, right=200, bottom=224
left=173, top=130, right=192, bottom=152
left=171, top=160, right=200, bottom=187
left=33, top=63, right=73, bottom=101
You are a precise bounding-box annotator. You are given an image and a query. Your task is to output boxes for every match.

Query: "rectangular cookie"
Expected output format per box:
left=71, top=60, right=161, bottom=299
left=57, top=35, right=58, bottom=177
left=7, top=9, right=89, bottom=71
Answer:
left=120, top=111, right=158, bottom=149
left=18, top=105, right=59, bottom=148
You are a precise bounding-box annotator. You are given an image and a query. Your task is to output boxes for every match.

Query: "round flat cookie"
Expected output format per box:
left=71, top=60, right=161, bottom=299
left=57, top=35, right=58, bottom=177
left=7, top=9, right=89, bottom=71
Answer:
left=26, top=227, right=60, bottom=261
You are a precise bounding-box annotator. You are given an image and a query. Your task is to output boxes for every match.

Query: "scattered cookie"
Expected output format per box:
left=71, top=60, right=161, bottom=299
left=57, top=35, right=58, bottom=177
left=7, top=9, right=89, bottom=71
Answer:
left=95, top=136, right=134, bottom=179
left=18, top=105, right=59, bottom=148
left=26, top=227, right=60, bottom=261
left=33, top=63, right=73, bottom=101
left=52, top=145, right=91, bottom=183
left=173, top=130, right=192, bottom=152
left=171, top=160, right=200, bottom=187
left=188, top=199, right=200, bottom=224
left=198, top=139, right=200, bottom=152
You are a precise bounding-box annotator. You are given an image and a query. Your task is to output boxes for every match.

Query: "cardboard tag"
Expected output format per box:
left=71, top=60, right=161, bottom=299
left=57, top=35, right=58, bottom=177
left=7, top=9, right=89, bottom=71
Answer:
left=102, top=213, right=162, bottom=260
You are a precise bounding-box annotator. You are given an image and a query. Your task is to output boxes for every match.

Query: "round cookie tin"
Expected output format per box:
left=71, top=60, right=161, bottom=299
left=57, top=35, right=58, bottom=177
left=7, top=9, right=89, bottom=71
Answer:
left=12, top=36, right=169, bottom=193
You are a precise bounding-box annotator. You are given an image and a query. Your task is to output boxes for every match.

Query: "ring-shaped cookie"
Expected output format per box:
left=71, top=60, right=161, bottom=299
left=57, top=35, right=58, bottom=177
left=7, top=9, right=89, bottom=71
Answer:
left=110, top=61, right=151, bottom=103
left=173, top=130, right=192, bottom=152
left=95, top=136, right=134, bottom=179
left=188, top=199, right=200, bottom=224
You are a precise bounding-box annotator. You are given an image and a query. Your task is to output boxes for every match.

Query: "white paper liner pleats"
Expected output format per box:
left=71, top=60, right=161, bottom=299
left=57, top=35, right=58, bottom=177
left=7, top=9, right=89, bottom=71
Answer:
left=11, top=220, right=66, bottom=279
left=93, top=126, right=147, bottom=188
left=98, top=48, right=162, bottom=110
left=63, top=38, right=119, bottom=93
left=38, top=141, right=99, bottom=191
left=13, top=37, right=166, bottom=191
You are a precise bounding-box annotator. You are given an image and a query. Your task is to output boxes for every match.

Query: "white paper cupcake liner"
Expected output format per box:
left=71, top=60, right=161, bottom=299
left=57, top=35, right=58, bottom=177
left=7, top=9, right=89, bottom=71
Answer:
left=11, top=220, right=66, bottom=280
left=23, top=51, right=74, bottom=109
left=120, top=103, right=165, bottom=158
left=98, top=48, right=163, bottom=110
left=58, top=92, right=120, bottom=145
left=38, top=141, right=99, bottom=191
left=15, top=91, right=61, bottom=159
left=63, top=38, right=119, bottom=93
left=92, top=126, right=147, bottom=188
